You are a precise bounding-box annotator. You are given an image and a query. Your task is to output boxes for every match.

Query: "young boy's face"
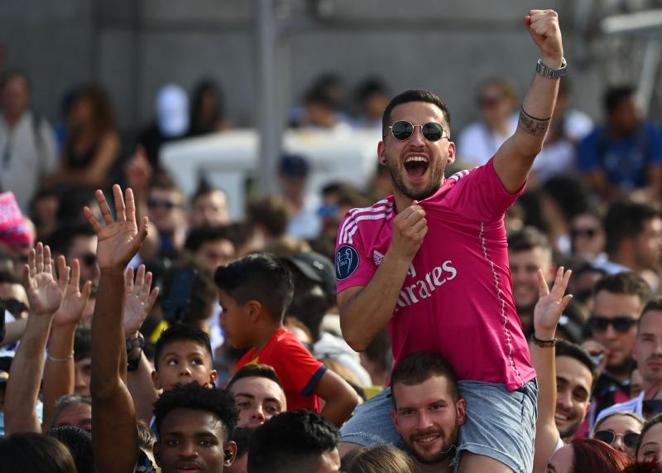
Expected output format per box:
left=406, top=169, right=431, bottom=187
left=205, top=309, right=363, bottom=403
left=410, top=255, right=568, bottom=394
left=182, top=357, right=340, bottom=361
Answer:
left=153, top=340, right=217, bottom=391
left=218, top=290, right=253, bottom=349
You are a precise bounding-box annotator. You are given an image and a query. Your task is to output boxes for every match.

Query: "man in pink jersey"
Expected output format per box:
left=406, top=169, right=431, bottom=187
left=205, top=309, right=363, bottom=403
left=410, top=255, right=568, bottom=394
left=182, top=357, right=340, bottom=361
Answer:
left=335, top=9, right=565, bottom=473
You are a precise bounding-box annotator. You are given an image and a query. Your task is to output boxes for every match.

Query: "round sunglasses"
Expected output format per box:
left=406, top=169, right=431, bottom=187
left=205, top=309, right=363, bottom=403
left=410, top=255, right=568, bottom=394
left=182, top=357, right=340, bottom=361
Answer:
left=594, top=430, right=640, bottom=448
left=388, top=121, right=448, bottom=142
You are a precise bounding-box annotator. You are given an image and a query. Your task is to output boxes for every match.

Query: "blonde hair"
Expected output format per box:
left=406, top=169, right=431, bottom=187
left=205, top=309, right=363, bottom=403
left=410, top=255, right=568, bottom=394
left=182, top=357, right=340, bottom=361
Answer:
left=346, top=445, right=415, bottom=473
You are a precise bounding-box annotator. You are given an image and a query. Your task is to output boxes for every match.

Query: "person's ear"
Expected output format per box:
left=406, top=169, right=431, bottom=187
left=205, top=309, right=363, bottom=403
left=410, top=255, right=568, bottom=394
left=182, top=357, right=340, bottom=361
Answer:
left=246, top=300, right=262, bottom=322
left=208, top=369, right=218, bottom=387
left=390, top=409, right=398, bottom=428
left=224, top=441, right=238, bottom=467
left=377, top=141, right=386, bottom=165
left=456, top=398, right=466, bottom=426
left=446, top=141, right=456, bottom=165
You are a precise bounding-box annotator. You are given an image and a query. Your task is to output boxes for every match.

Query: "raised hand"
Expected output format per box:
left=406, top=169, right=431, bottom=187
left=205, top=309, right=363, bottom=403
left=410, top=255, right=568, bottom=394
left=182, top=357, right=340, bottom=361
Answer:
left=533, top=266, right=573, bottom=339
left=23, top=243, right=68, bottom=316
left=53, top=259, right=93, bottom=327
left=123, top=265, right=159, bottom=337
left=83, top=185, right=148, bottom=271
left=390, top=204, right=427, bottom=260
left=525, top=9, right=564, bottom=67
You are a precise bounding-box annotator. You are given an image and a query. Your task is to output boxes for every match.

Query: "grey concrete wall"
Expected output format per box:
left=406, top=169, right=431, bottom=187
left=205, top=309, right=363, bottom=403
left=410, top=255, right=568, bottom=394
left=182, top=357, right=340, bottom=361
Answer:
left=0, top=0, right=612, bottom=141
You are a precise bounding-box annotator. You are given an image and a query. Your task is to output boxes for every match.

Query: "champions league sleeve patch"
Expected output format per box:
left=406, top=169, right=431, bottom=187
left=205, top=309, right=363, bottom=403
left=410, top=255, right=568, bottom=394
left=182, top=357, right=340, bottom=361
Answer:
left=335, top=245, right=360, bottom=280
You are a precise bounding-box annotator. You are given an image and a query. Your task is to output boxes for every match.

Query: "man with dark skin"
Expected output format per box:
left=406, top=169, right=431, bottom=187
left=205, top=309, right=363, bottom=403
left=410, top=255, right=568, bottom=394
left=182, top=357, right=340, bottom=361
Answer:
left=86, top=185, right=237, bottom=473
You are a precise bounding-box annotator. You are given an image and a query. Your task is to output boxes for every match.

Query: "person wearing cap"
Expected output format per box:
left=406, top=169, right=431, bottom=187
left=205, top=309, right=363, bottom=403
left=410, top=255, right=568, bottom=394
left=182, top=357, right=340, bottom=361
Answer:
left=279, top=154, right=321, bottom=240
left=284, top=251, right=371, bottom=387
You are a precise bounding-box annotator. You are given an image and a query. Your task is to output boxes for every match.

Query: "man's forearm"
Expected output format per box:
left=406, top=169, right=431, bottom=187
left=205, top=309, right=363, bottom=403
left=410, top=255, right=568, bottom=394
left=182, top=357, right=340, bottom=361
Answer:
left=43, top=322, right=76, bottom=428
left=340, top=252, right=411, bottom=352
left=4, top=314, right=52, bottom=434
left=91, top=270, right=126, bottom=400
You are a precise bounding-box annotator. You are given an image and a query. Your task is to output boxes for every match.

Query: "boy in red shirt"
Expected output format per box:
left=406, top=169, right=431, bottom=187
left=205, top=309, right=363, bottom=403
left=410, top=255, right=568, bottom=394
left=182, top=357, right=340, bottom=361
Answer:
left=214, top=253, right=359, bottom=426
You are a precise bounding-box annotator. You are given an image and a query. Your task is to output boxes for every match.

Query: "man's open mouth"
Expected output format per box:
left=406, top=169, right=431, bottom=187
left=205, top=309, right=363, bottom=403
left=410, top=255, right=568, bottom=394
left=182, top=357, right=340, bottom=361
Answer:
left=404, top=155, right=429, bottom=178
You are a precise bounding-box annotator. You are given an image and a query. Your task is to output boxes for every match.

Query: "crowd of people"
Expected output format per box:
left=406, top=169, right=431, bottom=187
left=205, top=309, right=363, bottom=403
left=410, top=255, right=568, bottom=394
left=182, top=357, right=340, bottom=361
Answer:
left=0, top=8, right=661, bottom=473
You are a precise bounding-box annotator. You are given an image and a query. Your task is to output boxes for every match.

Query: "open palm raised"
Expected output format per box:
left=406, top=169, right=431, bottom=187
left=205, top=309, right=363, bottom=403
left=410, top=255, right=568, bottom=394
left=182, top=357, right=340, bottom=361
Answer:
left=83, top=185, right=148, bottom=271
left=23, top=243, right=68, bottom=316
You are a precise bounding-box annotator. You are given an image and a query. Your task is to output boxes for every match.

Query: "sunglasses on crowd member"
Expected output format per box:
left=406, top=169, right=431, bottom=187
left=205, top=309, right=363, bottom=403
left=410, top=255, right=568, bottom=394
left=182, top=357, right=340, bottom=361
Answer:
left=388, top=121, right=448, bottom=142
left=147, top=198, right=180, bottom=210
left=571, top=227, right=599, bottom=239
left=594, top=430, right=640, bottom=448
left=80, top=253, right=97, bottom=267
left=588, top=316, right=638, bottom=333
left=1, top=298, right=28, bottom=317
left=644, top=400, right=662, bottom=418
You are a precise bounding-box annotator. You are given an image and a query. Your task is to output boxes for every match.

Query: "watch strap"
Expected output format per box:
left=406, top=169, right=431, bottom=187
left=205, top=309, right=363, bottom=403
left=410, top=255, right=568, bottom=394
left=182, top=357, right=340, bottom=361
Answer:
left=536, top=57, right=567, bottom=79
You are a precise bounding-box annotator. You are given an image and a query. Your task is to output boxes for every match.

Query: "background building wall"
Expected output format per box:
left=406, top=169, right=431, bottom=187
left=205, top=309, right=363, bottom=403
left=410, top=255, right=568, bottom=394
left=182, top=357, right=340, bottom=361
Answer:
left=0, top=0, right=639, bottom=141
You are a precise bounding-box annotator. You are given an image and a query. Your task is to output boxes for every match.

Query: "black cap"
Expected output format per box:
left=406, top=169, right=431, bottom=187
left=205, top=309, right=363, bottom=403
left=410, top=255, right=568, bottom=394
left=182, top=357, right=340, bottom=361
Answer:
left=285, top=251, right=336, bottom=297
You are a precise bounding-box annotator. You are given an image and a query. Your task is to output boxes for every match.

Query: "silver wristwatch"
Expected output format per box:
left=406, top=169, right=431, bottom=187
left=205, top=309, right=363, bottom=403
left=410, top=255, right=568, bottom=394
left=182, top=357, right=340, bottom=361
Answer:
left=535, top=58, right=567, bottom=79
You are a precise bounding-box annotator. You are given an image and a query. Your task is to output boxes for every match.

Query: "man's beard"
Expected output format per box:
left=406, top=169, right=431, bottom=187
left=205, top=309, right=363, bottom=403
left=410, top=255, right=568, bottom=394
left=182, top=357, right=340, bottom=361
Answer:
left=386, top=158, right=442, bottom=202
left=558, top=417, right=583, bottom=440
left=406, top=428, right=458, bottom=465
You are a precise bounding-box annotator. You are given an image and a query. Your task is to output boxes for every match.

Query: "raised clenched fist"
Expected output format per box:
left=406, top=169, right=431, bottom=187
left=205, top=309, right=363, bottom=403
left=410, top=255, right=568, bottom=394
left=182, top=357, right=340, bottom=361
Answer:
left=525, top=9, right=564, bottom=68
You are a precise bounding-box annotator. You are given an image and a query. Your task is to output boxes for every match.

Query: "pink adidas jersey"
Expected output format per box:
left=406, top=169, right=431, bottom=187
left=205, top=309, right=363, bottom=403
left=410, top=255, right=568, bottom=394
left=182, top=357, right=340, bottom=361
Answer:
left=335, top=159, right=535, bottom=391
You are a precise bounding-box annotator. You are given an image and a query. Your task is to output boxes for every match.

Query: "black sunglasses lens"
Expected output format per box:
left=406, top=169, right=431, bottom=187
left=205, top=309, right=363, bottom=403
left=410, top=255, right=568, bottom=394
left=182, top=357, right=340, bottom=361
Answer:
left=83, top=254, right=97, bottom=266
left=422, top=123, right=443, bottom=141
left=594, top=431, right=615, bottom=444
left=624, top=432, right=641, bottom=448
left=391, top=121, right=413, bottom=140
left=613, top=318, right=636, bottom=332
left=590, top=318, right=608, bottom=332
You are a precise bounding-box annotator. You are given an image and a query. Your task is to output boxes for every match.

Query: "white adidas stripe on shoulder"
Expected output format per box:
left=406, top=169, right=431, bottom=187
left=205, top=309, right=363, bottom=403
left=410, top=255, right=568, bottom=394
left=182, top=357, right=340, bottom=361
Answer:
left=338, top=200, right=390, bottom=243
left=448, top=169, right=472, bottom=182
left=342, top=210, right=393, bottom=244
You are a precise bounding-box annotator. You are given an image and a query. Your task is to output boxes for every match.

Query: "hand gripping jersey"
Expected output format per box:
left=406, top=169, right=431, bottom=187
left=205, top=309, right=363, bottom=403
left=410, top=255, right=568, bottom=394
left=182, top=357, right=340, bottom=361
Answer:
left=336, top=160, right=535, bottom=390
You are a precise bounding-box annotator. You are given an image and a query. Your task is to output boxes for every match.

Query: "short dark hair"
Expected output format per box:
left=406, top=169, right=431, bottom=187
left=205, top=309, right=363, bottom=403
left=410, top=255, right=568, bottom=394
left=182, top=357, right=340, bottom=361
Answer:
left=604, top=85, right=636, bottom=115
left=0, top=269, right=21, bottom=285
left=555, top=340, right=597, bottom=385
left=382, top=89, right=451, bottom=138
left=153, top=324, right=213, bottom=371
left=231, top=427, right=254, bottom=459
left=185, top=225, right=233, bottom=253
left=74, top=327, right=92, bottom=361
left=48, top=224, right=97, bottom=257
left=247, top=197, right=291, bottom=238
left=604, top=200, right=659, bottom=256
left=390, top=352, right=459, bottom=405
left=508, top=226, right=551, bottom=253
left=248, top=410, right=339, bottom=473
left=593, top=272, right=651, bottom=306
left=227, top=364, right=283, bottom=390
left=214, top=253, right=294, bottom=321
left=0, top=432, right=77, bottom=473
left=191, top=180, right=225, bottom=204
left=639, top=296, right=662, bottom=328
left=46, top=426, right=94, bottom=473
left=153, top=382, right=238, bottom=441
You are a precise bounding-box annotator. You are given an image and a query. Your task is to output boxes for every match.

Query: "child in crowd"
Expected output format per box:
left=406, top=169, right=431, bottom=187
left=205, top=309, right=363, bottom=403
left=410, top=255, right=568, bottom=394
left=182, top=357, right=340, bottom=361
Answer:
left=214, top=253, right=359, bottom=426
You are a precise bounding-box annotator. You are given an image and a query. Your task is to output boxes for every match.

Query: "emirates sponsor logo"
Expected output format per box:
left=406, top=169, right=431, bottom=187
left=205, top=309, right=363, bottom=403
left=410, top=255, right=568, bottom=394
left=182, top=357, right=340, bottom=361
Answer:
left=395, top=260, right=457, bottom=309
